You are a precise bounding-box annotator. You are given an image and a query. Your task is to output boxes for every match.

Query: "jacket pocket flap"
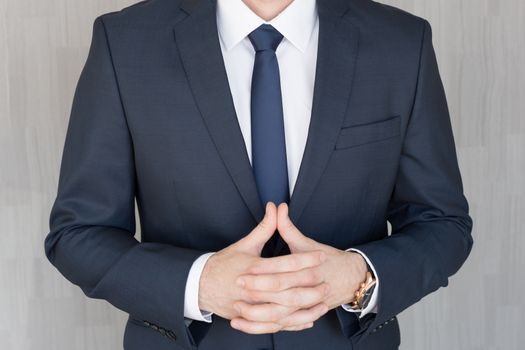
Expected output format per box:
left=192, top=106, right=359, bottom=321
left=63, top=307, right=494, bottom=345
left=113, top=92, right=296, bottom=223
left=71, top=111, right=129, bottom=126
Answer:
left=335, top=115, right=401, bottom=150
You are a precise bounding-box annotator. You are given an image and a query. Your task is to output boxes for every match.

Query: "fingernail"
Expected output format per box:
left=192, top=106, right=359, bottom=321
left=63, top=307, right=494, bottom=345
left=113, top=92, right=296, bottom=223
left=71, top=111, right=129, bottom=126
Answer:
left=236, top=277, right=245, bottom=287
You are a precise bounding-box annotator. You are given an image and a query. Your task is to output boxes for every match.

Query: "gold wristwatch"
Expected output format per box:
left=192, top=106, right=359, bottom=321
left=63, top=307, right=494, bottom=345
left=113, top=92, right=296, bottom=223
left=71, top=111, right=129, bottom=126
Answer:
left=350, top=267, right=376, bottom=310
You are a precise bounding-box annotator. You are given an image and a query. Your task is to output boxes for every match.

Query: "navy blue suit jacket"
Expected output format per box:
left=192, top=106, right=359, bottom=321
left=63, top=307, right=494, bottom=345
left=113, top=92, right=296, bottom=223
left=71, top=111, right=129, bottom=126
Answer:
left=44, top=0, right=473, bottom=349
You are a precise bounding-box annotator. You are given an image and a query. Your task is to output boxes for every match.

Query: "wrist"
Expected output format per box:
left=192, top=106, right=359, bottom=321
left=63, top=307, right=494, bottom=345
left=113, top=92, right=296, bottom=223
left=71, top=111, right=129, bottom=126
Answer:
left=348, top=252, right=377, bottom=310
left=343, top=252, right=368, bottom=304
left=198, top=254, right=215, bottom=313
left=351, top=252, right=368, bottom=284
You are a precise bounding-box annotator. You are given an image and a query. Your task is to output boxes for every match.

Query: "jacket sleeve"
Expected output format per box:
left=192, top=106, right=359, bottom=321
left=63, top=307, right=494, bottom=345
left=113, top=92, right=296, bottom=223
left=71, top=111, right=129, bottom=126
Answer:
left=348, top=19, right=474, bottom=345
left=44, top=16, right=206, bottom=350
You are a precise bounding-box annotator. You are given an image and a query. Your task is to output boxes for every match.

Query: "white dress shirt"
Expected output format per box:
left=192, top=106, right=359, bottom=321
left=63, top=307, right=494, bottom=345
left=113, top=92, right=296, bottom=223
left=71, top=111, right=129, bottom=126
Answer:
left=183, top=0, right=379, bottom=324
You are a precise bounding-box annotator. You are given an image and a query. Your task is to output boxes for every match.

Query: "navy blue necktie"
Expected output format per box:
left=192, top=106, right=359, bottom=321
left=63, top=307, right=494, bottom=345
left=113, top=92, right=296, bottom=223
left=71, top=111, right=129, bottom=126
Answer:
left=248, top=24, right=289, bottom=257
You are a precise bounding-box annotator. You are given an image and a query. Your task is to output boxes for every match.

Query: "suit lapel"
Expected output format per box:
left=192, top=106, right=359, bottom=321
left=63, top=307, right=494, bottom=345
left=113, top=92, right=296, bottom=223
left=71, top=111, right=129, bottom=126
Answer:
left=274, top=0, right=359, bottom=255
left=288, top=0, right=359, bottom=222
left=173, top=0, right=265, bottom=223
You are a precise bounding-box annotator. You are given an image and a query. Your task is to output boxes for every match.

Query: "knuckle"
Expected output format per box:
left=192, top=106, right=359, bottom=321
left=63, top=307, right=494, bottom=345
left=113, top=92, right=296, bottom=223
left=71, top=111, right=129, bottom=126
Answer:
left=235, top=305, right=245, bottom=318
left=305, top=269, right=319, bottom=284
left=242, top=276, right=255, bottom=289
left=246, top=290, right=261, bottom=303
left=242, top=275, right=255, bottom=289
left=314, top=286, right=326, bottom=301
left=314, top=268, right=324, bottom=283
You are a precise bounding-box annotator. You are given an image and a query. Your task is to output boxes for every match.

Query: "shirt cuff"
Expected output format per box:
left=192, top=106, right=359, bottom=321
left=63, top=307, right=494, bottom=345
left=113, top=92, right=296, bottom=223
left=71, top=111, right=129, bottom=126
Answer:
left=183, top=252, right=215, bottom=323
left=340, top=248, right=379, bottom=318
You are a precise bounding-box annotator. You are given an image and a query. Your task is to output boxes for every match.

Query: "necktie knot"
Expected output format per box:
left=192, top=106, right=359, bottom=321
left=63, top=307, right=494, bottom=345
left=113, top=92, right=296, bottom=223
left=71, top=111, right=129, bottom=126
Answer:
left=248, top=24, right=284, bottom=52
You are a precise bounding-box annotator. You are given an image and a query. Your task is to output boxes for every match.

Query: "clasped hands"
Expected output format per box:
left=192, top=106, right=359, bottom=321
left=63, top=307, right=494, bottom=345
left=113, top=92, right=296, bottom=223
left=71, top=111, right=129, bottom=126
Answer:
left=198, top=202, right=368, bottom=334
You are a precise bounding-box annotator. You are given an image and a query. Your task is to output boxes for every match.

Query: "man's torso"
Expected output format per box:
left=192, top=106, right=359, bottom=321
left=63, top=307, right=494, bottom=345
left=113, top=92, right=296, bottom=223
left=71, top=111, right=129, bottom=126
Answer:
left=99, top=0, right=426, bottom=348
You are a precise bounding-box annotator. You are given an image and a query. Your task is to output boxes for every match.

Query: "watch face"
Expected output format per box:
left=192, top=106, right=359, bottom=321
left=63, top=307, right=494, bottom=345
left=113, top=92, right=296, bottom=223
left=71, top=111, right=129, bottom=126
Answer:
left=361, top=284, right=376, bottom=308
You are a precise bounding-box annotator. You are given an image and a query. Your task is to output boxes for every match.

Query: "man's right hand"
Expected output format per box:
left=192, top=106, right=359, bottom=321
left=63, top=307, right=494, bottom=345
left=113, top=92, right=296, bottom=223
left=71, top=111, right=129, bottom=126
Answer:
left=198, top=202, right=329, bottom=331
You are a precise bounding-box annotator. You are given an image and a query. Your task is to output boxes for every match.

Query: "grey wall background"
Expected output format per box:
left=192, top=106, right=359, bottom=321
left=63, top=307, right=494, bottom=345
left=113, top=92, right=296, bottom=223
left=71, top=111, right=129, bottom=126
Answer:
left=1, top=0, right=523, bottom=349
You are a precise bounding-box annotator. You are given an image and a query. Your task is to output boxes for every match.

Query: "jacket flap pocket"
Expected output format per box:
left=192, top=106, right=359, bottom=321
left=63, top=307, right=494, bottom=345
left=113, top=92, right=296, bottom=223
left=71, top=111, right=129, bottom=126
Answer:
left=335, top=115, right=401, bottom=150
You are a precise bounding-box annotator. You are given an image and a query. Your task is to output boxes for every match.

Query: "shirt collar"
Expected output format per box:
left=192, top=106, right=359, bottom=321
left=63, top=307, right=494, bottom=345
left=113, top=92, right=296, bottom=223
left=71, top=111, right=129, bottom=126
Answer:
left=216, top=0, right=318, bottom=53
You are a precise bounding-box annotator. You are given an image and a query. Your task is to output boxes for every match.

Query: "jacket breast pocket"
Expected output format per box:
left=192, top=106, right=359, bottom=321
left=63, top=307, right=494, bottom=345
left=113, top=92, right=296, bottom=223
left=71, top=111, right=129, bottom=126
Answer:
left=334, top=115, right=401, bottom=150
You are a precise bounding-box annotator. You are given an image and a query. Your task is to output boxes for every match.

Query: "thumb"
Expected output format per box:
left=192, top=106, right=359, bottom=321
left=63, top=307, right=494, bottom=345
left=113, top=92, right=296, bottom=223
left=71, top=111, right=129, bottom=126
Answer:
left=277, top=203, right=315, bottom=252
left=236, top=202, right=277, bottom=254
